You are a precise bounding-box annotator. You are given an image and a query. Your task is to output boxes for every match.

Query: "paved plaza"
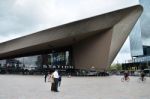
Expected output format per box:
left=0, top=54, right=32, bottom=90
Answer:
left=0, top=75, right=150, bottom=99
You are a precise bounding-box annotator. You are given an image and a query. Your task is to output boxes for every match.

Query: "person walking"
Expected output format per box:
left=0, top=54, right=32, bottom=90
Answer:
left=44, top=71, right=48, bottom=83
left=58, top=73, right=62, bottom=87
left=140, top=71, right=145, bottom=81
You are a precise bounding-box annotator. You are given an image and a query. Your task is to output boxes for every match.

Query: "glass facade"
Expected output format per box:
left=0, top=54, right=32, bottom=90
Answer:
left=47, top=51, right=73, bottom=69
left=130, top=19, right=143, bottom=57
left=140, top=0, right=150, bottom=46
left=130, top=0, right=150, bottom=58
left=143, top=46, right=150, bottom=56
left=0, top=60, right=6, bottom=67
left=0, top=50, right=73, bottom=74
left=14, top=55, right=41, bottom=70
left=125, top=0, right=150, bottom=71
left=133, top=56, right=150, bottom=63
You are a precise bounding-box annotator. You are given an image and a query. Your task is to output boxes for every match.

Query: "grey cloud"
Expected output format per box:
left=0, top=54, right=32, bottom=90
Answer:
left=0, top=0, right=15, bottom=15
left=0, top=0, right=139, bottom=40
left=0, top=0, right=49, bottom=37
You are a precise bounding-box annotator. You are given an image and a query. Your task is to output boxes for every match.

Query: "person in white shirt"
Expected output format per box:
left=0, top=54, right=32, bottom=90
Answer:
left=51, top=70, right=59, bottom=92
left=53, top=70, right=59, bottom=78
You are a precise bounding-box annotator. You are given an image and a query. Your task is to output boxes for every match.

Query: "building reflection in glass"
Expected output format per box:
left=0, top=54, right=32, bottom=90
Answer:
left=0, top=60, right=6, bottom=67
left=47, top=50, right=71, bottom=69
left=0, top=50, right=73, bottom=72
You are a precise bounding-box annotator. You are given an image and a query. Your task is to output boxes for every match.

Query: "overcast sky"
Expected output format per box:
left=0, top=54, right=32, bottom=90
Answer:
left=0, top=0, right=139, bottom=64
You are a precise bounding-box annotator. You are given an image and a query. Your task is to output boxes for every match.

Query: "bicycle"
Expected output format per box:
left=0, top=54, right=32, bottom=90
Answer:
left=121, top=77, right=130, bottom=82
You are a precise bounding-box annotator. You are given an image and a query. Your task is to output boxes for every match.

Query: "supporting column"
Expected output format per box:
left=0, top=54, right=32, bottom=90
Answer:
left=73, top=29, right=113, bottom=70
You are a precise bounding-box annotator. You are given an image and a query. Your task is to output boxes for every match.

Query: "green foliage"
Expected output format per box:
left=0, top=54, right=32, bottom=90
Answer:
left=108, top=63, right=122, bottom=71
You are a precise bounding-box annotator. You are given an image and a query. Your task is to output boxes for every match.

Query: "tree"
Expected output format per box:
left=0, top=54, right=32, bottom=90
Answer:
left=108, top=63, right=122, bottom=72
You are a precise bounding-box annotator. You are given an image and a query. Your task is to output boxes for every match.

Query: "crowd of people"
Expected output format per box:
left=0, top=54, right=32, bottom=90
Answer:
left=44, top=69, right=146, bottom=92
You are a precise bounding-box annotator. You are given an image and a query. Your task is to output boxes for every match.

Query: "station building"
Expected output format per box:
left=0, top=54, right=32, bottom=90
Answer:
left=0, top=5, right=142, bottom=73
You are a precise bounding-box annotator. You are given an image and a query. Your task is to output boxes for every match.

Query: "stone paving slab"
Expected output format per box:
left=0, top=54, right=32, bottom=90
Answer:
left=0, top=75, right=150, bottom=99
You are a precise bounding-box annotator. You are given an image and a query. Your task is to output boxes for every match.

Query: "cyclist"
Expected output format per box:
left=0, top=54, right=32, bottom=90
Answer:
left=124, top=70, right=129, bottom=81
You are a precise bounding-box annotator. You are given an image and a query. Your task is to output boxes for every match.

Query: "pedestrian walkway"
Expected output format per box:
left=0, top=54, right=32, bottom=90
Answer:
left=0, top=75, right=150, bottom=99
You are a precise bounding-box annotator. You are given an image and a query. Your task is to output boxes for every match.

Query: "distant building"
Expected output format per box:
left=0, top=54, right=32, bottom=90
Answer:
left=123, top=0, right=150, bottom=71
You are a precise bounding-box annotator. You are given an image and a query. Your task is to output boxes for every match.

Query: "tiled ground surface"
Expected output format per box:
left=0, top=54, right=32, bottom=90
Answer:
left=0, top=75, right=150, bottom=99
